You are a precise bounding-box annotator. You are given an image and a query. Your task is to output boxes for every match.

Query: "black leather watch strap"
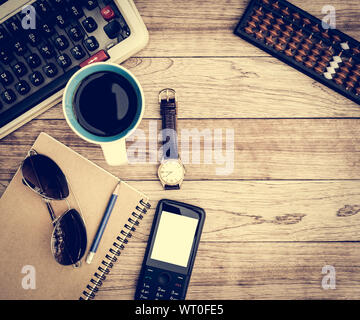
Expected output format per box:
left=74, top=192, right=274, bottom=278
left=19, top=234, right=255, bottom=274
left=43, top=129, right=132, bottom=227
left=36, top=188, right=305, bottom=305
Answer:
left=164, top=184, right=180, bottom=190
left=159, top=89, right=178, bottom=160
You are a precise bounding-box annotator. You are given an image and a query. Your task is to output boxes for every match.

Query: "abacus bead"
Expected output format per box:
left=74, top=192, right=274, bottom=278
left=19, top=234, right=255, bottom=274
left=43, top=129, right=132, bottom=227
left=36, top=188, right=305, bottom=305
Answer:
left=324, top=72, right=333, bottom=80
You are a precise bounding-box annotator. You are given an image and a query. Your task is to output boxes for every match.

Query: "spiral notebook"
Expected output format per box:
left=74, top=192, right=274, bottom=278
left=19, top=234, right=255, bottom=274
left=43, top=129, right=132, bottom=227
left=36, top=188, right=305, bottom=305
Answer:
left=0, top=132, right=150, bottom=300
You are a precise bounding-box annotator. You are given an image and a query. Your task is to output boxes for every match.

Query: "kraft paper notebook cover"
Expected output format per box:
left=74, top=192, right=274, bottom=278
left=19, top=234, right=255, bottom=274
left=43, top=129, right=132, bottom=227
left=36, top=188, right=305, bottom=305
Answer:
left=0, top=132, right=150, bottom=300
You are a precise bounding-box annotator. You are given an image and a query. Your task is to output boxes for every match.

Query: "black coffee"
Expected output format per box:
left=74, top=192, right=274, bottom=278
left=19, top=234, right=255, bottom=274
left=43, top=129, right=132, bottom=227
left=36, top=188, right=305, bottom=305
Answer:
left=73, top=71, right=139, bottom=137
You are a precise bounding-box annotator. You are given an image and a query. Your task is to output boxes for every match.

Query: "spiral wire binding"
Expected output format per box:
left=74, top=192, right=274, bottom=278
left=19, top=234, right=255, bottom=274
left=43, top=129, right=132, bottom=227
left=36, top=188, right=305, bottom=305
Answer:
left=80, top=199, right=151, bottom=300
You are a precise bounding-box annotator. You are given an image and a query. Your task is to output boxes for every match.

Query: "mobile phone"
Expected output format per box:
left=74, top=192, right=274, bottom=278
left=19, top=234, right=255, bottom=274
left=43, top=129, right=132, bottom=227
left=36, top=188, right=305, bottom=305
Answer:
left=134, top=199, right=206, bottom=300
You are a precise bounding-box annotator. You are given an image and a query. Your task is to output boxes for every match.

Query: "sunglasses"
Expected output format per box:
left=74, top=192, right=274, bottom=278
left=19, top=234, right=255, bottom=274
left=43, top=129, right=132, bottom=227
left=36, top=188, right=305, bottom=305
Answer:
left=21, top=149, right=87, bottom=267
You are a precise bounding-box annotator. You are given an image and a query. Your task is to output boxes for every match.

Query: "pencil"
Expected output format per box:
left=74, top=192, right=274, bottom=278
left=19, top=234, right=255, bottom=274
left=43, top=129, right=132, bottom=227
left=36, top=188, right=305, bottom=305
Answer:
left=86, top=182, right=121, bottom=264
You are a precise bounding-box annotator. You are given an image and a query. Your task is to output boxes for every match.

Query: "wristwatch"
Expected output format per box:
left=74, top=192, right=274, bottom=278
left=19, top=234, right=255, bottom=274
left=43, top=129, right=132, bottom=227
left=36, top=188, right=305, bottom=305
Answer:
left=157, top=89, right=185, bottom=190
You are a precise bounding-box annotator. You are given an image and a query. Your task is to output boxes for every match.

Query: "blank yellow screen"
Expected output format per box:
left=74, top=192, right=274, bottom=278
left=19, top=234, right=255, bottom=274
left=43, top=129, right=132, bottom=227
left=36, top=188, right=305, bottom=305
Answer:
left=150, top=211, right=198, bottom=267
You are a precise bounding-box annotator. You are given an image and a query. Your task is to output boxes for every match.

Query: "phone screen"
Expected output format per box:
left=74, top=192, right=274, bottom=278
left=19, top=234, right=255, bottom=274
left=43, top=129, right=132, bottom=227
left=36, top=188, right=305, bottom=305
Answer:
left=150, top=211, right=199, bottom=268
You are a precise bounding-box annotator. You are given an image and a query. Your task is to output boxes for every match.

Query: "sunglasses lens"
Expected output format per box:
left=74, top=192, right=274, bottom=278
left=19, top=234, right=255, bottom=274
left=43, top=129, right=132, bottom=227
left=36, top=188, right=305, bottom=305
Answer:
left=22, top=154, right=69, bottom=200
left=51, top=209, right=87, bottom=266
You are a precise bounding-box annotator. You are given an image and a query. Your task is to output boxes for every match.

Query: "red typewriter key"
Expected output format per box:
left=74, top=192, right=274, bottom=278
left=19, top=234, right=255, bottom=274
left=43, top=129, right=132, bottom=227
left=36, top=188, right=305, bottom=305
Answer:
left=101, top=5, right=115, bottom=21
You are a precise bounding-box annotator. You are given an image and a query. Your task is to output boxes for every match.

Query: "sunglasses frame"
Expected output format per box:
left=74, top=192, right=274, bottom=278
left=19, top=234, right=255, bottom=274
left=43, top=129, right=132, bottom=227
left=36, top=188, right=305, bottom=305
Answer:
left=21, top=149, right=87, bottom=267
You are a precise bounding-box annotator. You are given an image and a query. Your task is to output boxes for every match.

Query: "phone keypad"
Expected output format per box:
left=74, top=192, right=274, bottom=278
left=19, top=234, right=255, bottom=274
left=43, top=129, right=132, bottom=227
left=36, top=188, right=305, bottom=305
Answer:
left=136, top=267, right=187, bottom=300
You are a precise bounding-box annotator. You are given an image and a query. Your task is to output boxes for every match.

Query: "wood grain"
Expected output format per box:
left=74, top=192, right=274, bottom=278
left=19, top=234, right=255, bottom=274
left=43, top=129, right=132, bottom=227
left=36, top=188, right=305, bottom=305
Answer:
left=1, top=119, right=360, bottom=182
left=130, top=180, right=360, bottom=242
left=37, top=57, right=360, bottom=119
left=135, top=0, right=360, bottom=57
left=1, top=180, right=359, bottom=242
left=1, top=0, right=360, bottom=300
left=96, top=242, right=360, bottom=300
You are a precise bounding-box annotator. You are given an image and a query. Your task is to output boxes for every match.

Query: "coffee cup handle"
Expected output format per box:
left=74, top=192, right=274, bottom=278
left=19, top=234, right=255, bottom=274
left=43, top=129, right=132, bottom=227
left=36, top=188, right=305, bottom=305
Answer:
left=101, top=139, right=128, bottom=166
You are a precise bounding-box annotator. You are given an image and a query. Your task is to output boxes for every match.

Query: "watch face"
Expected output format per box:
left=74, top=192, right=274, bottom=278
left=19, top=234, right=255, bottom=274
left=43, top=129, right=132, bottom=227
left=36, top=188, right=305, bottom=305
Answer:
left=158, top=160, right=185, bottom=185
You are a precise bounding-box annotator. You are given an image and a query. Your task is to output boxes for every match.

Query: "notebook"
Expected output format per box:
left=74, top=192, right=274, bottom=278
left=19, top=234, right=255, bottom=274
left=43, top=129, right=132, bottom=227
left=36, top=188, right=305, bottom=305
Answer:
left=0, top=132, right=150, bottom=300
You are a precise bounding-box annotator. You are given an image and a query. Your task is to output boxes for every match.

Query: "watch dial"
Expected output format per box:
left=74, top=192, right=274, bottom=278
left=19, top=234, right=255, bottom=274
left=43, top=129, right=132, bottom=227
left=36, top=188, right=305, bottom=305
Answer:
left=159, top=161, right=184, bottom=185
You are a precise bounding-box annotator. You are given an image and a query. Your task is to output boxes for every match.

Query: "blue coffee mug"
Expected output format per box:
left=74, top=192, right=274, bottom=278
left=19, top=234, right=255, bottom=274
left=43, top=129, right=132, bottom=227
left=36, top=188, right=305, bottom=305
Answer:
left=63, top=62, right=144, bottom=165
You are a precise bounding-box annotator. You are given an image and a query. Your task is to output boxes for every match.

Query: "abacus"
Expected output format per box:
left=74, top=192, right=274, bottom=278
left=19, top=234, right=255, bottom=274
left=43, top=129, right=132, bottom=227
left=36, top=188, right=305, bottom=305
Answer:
left=234, top=0, right=360, bottom=105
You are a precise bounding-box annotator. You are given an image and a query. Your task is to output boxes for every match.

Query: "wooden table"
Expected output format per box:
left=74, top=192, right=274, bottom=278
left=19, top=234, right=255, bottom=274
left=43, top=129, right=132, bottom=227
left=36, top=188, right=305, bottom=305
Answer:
left=1, top=0, right=360, bottom=300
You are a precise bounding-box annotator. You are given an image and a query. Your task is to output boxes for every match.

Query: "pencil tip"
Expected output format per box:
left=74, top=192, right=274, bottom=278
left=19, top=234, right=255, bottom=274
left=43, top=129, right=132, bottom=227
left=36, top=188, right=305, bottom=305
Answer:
left=86, top=252, right=94, bottom=264
left=114, top=182, right=121, bottom=195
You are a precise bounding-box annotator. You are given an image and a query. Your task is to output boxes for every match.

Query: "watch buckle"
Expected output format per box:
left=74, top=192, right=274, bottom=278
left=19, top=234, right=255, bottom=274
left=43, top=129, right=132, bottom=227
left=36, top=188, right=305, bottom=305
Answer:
left=159, top=88, right=177, bottom=103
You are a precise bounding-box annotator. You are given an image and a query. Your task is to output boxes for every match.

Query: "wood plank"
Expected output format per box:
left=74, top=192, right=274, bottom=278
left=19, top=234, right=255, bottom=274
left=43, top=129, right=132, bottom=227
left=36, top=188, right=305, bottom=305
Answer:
left=94, top=242, right=360, bottom=299
left=134, top=0, right=360, bottom=57
left=1, top=119, right=360, bottom=181
left=130, top=180, right=360, bottom=242
left=1, top=180, right=359, bottom=241
left=1, top=0, right=359, bottom=302
left=37, top=57, right=360, bottom=120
